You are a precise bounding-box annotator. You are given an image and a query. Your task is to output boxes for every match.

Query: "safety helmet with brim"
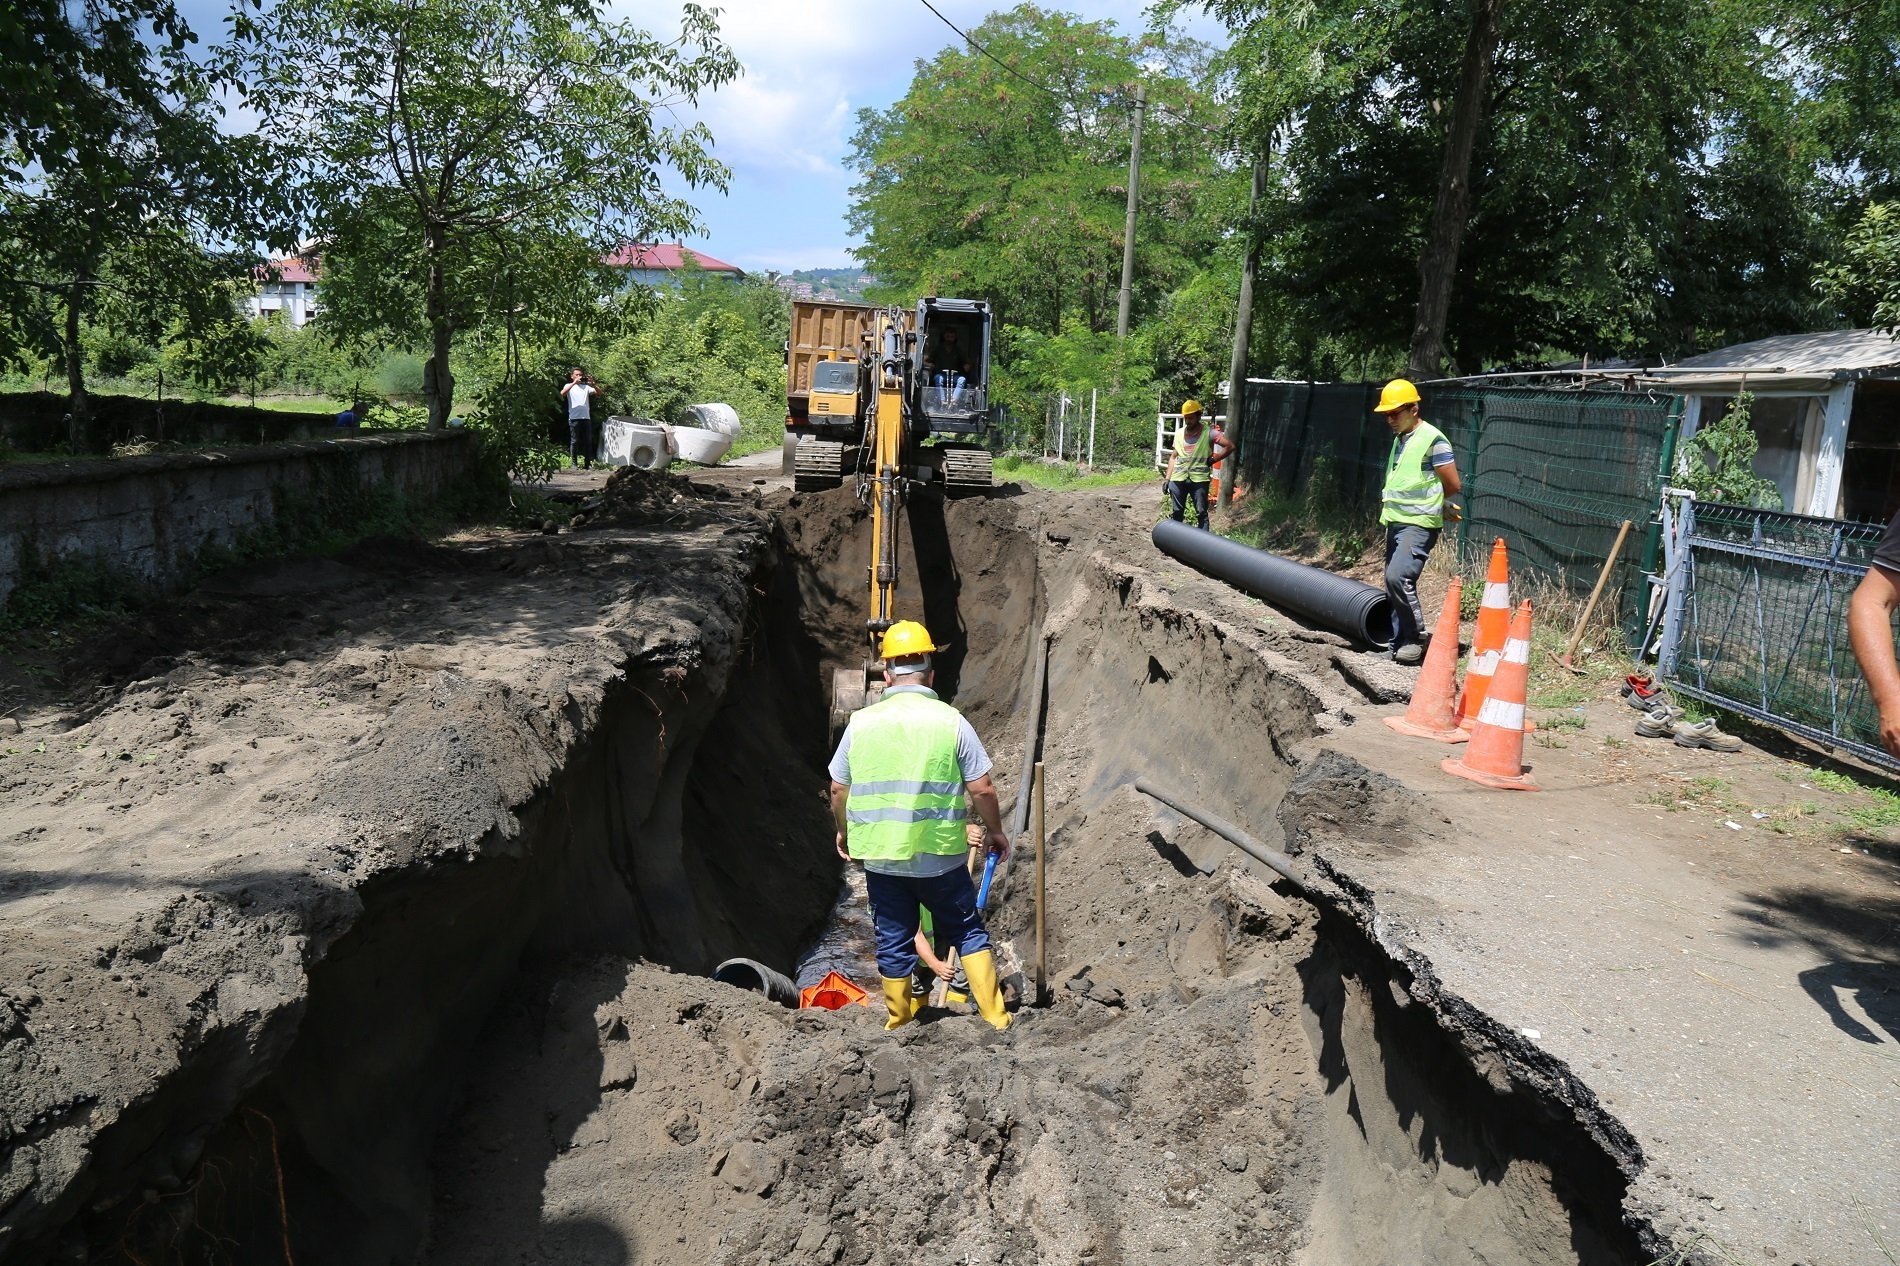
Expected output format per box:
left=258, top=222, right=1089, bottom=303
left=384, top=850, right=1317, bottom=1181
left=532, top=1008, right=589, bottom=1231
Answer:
left=1374, top=379, right=1421, bottom=414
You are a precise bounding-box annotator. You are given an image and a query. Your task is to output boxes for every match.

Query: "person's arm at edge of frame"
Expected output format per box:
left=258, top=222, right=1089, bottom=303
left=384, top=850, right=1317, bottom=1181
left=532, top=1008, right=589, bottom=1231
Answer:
left=964, top=772, right=1009, bottom=861
left=1849, top=561, right=1900, bottom=757
left=1436, top=451, right=1463, bottom=519
left=1212, top=427, right=1235, bottom=466
left=830, top=780, right=851, bottom=860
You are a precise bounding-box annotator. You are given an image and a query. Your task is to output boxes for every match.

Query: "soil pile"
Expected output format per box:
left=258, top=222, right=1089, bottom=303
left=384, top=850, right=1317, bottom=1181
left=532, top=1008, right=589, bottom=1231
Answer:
left=567, top=466, right=753, bottom=531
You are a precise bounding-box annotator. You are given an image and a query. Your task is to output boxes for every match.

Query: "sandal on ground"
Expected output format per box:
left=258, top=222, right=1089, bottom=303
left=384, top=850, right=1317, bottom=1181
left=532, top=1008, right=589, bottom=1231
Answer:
left=1671, top=719, right=1743, bottom=752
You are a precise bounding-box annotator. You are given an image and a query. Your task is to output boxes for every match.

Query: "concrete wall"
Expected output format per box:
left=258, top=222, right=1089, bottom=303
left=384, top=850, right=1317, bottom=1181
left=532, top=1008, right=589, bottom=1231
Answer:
left=0, top=431, right=478, bottom=609
left=1, top=391, right=340, bottom=454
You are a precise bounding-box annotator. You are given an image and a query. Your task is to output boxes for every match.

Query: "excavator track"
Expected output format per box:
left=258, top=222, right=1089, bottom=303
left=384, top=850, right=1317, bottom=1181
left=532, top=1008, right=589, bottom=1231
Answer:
left=940, top=446, right=994, bottom=497
left=793, top=438, right=849, bottom=492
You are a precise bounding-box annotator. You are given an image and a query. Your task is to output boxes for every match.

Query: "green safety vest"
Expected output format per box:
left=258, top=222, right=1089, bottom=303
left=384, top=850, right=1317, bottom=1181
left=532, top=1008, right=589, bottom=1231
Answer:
left=1173, top=425, right=1213, bottom=482
left=1381, top=420, right=1448, bottom=528
left=844, top=691, right=969, bottom=863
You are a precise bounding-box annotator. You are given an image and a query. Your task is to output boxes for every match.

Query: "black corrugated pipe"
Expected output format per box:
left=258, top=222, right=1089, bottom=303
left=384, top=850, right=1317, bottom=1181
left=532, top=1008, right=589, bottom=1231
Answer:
left=712, top=958, right=801, bottom=1007
left=1151, top=518, right=1392, bottom=646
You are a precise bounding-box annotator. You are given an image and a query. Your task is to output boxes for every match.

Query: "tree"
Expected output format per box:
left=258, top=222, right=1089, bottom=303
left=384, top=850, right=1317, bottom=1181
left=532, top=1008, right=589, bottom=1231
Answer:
left=1819, top=202, right=1900, bottom=331
left=235, top=0, right=740, bottom=428
left=847, top=5, right=1227, bottom=337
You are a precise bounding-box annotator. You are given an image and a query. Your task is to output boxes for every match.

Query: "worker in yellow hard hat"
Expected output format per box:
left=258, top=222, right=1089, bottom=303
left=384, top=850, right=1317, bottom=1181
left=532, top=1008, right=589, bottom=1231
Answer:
left=1374, top=379, right=1462, bottom=665
left=827, top=620, right=1014, bottom=1032
left=1165, top=399, right=1235, bottom=532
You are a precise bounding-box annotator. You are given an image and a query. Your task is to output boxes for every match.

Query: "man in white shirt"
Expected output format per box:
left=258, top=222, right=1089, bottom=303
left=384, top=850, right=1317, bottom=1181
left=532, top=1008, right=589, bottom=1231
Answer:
left=560, top=368, right=600, bottom=469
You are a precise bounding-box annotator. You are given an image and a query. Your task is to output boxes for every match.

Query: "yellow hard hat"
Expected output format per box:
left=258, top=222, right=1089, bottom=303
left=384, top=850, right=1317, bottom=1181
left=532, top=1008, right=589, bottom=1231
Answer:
left=880, top=620, right=941, bottom=660
left=1374, top=379, right=1421, bottom=413
left=1180, top=399, right=1203, bottom=417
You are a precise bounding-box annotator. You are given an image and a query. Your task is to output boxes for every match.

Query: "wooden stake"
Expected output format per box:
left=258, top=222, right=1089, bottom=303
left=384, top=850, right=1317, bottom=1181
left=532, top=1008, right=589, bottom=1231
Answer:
left=1559, top=518, right=1633, bottom=672
left=1033, top=760, right=1046, bottom=1007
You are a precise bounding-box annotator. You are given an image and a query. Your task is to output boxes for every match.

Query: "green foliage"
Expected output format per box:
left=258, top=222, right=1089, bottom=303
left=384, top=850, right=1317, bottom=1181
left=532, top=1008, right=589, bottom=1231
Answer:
left=1818, top=202, right=1900, bottom=331
left=233, top=0, right=741, bottom=427
left=992, top=456, right=1157, bottom=489
left=0, top=553, right=139, bottom=638
left=1681, top=392, right=1784, bottom=509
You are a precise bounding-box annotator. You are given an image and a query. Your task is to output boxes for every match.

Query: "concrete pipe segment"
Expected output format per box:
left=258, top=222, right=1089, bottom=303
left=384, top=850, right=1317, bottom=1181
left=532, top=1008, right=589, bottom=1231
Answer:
left=1151, top=517, right=1392, bottom=646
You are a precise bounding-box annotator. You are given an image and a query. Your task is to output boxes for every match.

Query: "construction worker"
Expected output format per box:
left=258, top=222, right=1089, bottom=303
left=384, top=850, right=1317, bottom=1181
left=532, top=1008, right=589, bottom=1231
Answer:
left=1849, top=507, right=1900, bottom=757
left=1166, top=400, right=1235, bottom=531
left=1374, top=379, right=1462, bottom=664
left=828, top=620, right=1013, bottom=1032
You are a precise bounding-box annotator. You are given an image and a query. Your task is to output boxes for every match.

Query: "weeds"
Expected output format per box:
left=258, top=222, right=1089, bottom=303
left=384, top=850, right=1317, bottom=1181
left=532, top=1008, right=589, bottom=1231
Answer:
left=1807, top=768, right=1900, bottom=830
left=1219, top=458, right=1377, bottom=568
left=995, top=455, right=1158, bottom=492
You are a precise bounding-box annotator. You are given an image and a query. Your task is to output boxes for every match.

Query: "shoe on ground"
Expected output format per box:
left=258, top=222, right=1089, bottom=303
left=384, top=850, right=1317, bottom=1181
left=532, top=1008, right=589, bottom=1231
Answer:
left=1635, top=704, right=1685, bottom=738
left=1622, top=676, right=1665, bottom=712
left=1393, top=642, right=1424, bottom=666
left=1672, top=719, right=1743, bottom=752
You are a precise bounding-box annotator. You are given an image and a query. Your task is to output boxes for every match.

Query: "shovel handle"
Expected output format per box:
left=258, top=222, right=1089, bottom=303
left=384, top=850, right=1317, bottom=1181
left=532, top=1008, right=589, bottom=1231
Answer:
left=976, top=850, right=999, bottom=910
left=1563, top=519, right=1633, bottom=665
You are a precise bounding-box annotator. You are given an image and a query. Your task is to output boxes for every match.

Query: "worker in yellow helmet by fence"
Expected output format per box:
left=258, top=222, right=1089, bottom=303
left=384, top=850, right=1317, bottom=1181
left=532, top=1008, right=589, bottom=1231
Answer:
left=1375, top=379, right=1462, bottom=665
left=828, top=620, right=1014, bottom=1032
left=1165, top=399, right=1235, bottom=531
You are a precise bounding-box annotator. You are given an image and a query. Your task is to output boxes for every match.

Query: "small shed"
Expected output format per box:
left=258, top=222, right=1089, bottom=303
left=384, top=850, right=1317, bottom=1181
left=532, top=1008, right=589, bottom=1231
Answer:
left=1644, top=329, right=1900, bottom=522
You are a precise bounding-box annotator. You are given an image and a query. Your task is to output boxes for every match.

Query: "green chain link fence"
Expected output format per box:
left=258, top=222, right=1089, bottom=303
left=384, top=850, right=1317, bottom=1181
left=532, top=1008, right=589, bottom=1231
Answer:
left=1234, top=382, right=1680, bottom=642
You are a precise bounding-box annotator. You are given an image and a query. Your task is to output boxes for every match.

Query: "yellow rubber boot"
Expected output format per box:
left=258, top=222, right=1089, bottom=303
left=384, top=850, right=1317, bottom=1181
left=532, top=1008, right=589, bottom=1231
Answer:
left=961, top=949, right=1012, bottom=1032
left=880, top=977, right=920, bottom=1030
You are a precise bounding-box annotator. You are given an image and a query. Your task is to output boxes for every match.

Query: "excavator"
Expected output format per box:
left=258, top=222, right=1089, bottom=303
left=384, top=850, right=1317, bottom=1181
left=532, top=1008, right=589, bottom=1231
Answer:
left=789, top=298, right=997, bottom=731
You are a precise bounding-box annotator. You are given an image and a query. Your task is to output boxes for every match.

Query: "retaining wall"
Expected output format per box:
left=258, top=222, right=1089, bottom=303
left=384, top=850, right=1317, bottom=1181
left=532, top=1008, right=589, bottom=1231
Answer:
left=0, top=390, right=341, bottom=454
left=0, top=431, right=479, bottom=609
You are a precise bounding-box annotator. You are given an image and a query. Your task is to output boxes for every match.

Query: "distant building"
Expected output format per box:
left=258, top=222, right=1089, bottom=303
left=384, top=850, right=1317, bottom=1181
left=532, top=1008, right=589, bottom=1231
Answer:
left=248, top=256, right=320, bottom=327
left=603, top=243, right=744, bottom=287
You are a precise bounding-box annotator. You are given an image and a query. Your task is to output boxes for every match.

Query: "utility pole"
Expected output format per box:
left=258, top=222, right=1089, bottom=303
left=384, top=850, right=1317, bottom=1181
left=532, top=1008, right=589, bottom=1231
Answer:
left=1115, top=81, right=1146, bottom=340
left=1219, top=156, right=1267, bottom=512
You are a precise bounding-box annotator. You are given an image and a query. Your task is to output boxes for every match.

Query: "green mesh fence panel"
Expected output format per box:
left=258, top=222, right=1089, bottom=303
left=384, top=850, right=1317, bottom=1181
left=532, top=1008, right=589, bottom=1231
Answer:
left=1235, top=382, right=1676, bottom=637
left=1665, top=502, right=1895, bottom=770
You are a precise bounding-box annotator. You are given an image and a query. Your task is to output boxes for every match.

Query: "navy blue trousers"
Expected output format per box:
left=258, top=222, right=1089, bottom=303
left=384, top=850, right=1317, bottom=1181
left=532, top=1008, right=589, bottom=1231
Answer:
left=864, top=865, right=990, bottom=980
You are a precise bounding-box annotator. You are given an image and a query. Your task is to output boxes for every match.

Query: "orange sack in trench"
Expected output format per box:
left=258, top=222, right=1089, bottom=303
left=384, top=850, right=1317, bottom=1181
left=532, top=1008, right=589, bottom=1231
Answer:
left=799, top=970, right=870, bottom=1010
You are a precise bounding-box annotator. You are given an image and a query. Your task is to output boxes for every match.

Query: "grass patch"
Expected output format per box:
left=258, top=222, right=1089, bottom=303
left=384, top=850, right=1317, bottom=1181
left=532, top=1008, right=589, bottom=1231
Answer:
left=995, top=455, right=1159, bottom=491
left=1807, top=768, right=1900, bottom=829
left=1219, top=459, right=1377, bottom=569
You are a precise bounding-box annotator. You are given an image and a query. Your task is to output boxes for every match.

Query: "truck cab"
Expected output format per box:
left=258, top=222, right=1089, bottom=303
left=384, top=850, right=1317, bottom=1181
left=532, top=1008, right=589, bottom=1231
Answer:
left=807, top=357, right=861, bottom=423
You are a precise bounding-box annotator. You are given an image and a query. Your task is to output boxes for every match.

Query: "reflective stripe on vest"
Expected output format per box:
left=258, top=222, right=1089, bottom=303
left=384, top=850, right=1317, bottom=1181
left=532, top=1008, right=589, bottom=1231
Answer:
left=1174, top=425, right=1212, bottom=482
left=1381, top=420, right=1447, bottom=528
left=844, top=692, right=969, bottom=862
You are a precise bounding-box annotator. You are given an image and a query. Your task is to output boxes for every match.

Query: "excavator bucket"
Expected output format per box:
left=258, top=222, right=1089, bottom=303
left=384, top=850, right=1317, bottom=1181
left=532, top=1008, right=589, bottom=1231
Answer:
left=829, top=664, right=883, bottom=738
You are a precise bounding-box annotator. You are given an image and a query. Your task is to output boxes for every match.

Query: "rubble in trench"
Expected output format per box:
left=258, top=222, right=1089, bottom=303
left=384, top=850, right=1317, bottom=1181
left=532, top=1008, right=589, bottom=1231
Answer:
left=0, top=471, right=1644, bottom=1265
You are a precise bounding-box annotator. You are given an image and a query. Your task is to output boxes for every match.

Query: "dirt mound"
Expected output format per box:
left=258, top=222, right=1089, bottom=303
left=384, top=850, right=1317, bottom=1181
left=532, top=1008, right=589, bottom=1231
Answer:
left=568, top=465, right=753, bottom=531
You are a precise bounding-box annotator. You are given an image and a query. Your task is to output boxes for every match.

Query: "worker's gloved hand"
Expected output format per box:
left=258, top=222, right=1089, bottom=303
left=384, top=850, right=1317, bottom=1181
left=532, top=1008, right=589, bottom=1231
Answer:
left=985, top=828, right=1010, bottom=862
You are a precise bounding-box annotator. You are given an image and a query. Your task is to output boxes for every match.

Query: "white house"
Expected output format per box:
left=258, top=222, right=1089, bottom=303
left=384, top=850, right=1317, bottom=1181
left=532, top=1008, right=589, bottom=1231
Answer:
left=602, top=243, right=743, bottom=287
left=247, top=256, right=320, bottom=327
left=1647, top=330, right=1900, bottom=523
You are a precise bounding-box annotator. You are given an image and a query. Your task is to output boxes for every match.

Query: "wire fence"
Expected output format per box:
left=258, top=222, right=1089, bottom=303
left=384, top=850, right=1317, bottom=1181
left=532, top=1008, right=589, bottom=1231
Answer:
left=1661, top=500, right=1898, bottom=770
left=1233, top=381, right=1679, bottom=638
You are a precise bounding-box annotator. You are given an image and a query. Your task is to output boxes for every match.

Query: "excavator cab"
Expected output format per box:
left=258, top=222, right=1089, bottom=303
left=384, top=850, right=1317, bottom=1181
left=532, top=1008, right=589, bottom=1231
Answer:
left=913, top=298, right=991, bottom=437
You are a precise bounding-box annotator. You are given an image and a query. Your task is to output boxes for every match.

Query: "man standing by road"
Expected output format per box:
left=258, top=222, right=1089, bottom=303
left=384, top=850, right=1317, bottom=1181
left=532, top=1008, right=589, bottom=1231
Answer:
left=1165, top=399, right=1235, bottom=531
left=1375, top=379, right=1462, bottom=665
left=829, top=620, right=1014, bottom=1032
left=1848, top=510, right=1900, bottom=757
left=560, top=367, right=599, bottom=469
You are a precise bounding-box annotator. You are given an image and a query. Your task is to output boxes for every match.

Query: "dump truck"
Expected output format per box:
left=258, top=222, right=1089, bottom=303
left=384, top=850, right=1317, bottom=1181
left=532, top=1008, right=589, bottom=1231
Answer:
left=782, top=296, right=995, bottom=496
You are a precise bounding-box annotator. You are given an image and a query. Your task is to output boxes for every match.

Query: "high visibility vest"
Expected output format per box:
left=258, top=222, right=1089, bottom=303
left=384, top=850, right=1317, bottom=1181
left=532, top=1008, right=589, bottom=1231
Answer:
left=844, top=692, right=969, bottom=863
left=1381, top=420, right=1448, bottom=528
left=1174, top=425, right=1213, bottom=482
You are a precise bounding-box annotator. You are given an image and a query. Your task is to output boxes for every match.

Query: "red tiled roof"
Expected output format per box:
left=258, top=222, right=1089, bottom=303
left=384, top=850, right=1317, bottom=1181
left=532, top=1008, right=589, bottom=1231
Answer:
left=603, top=242, right=742, bottom=274
left=258, top=256, right=318, bottom=284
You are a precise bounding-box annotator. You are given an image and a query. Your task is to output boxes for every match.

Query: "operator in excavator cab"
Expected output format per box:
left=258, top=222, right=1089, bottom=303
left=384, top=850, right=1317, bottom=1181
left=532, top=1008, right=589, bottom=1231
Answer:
left=827, top=620, right=1014, bottom=1032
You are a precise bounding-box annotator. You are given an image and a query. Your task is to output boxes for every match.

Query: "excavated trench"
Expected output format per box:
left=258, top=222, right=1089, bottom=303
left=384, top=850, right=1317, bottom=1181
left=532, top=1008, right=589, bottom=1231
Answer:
left=68, top=484, right=1646, bottom=1265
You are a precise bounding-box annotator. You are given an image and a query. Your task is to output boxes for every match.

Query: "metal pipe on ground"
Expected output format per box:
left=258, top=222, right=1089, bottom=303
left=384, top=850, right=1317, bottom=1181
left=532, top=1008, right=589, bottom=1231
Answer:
left=1150, top=518, right=1393, bottom=646
left=1133, top=780, right=1312, bottom=893
left=712, top=958, right=801, bottom=1007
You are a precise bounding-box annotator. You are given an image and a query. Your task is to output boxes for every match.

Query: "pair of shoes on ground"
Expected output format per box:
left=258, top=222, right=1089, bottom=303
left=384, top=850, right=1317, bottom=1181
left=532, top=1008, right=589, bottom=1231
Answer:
left=1636, top=703, right=1743, bottom=751
left=1622, top=674, right=1665, bottom=711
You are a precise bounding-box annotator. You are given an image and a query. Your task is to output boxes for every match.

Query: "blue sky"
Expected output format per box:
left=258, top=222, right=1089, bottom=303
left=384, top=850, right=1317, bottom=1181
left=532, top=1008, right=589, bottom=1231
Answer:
left=610, top=1, right=1228, bottom=273
left=175, top=0, right=1226, bottom=273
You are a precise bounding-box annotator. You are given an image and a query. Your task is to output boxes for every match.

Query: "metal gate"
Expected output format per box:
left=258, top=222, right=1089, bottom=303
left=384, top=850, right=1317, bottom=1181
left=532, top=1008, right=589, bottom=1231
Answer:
left=1660, top=499, right=1895, bottom=769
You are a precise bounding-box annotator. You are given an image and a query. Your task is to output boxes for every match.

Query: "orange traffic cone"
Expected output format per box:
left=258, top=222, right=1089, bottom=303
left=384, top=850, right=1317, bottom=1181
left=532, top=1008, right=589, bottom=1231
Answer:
left=1456, top=538, right=1531, bottom=732
left=1442, top=600, right=1539, bottom=791
left=1385, top=576, right=1469, bottom=743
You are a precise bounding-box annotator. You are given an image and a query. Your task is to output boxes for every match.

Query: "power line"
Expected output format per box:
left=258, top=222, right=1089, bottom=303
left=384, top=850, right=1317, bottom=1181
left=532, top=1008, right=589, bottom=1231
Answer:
left=912, top=0, right=1226, bottom=139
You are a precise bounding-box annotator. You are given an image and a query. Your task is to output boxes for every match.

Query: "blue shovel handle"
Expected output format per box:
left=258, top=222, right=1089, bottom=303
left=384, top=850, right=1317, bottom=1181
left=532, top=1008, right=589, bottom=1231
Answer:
left=976, top=849, right=999, bottom=910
